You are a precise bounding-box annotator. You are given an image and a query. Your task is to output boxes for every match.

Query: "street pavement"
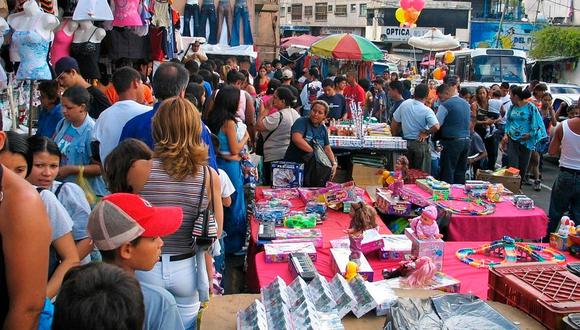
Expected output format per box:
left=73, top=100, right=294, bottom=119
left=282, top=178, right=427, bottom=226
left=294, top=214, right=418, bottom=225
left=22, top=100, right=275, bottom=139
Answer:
left=520, top=156, right=559, bottom=214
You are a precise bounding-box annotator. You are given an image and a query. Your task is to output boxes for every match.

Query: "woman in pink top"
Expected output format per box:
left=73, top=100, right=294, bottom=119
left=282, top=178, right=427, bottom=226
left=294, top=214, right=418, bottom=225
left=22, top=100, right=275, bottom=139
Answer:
left=261, top=78, right=281, bottom=115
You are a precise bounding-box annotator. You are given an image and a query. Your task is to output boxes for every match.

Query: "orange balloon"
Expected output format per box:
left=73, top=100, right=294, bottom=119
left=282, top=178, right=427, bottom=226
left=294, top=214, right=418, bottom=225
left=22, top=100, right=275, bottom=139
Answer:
left=403, top=8, right=420, bottom=24
left=433, top=68, right=445, bottom=80
left=395, top=8, right=406, bottom=23
left=443, top=51, right=455, bottom=64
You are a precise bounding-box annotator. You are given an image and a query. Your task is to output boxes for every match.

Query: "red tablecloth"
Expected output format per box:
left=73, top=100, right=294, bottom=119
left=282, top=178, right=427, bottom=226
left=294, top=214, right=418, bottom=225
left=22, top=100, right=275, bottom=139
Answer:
left=405, top=184, right=548, bottom=241
left=252, top=241, right=579, bottom=300
left=246, top=187, right=391, bottom=292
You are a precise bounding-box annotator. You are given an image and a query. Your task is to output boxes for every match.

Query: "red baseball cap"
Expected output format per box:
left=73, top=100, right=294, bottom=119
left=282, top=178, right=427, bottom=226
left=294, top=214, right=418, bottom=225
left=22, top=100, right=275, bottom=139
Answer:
left=88, top=193, right=183, bottom=251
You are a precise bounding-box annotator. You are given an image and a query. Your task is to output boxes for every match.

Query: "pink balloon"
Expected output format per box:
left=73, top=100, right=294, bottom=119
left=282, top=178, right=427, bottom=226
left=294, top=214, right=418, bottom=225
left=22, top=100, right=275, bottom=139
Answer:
left=400, top=0, right=412, bottom=10
left=412, top=0, right=425, bottom=11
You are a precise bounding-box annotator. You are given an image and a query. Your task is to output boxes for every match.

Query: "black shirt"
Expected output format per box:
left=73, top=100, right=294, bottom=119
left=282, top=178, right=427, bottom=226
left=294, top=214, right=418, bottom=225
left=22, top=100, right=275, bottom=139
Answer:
left=86, top=86, right=111, bottom=119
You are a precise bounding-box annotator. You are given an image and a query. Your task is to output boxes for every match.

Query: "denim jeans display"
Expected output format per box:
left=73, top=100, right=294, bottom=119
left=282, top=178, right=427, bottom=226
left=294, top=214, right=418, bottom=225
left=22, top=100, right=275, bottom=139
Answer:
left=199, top=4, right=217, bottom=44
left=182, top=4, right=200, bottom=37
left=217, top=0, right=232, bottom=43
left=230, top=4, right=253, bottom=46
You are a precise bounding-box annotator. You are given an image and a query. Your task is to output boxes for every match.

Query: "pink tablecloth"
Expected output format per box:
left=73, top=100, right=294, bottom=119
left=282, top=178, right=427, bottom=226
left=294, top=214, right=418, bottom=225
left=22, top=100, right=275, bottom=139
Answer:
left=252, top=241, right=579, bottom=299
left=405, top=184, right=549, bottom=241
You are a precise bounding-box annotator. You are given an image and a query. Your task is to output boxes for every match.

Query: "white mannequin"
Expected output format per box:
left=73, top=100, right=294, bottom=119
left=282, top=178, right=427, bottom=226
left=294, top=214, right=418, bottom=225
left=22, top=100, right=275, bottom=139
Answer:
left=186, top=0, right=199, bottom=5
left=72, top=20, right=105, bottom=43
left=72, top=0, right=114, bottom=21
left=0, top=17, right=7, bottom=86
left=56, top=18, right=78, bottom=35
left=8, top=0, right=59, bottom=62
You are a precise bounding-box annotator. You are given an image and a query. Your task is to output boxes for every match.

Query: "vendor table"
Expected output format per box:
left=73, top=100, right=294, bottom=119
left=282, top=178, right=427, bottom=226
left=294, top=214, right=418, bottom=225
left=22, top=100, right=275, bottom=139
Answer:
left=405, top=184, right=549, bottom=241
left=251, top=241, right=578, bottom=300
left=246, top=187, right=392, bottom=292
left=199, top=290, right=546, bottom=329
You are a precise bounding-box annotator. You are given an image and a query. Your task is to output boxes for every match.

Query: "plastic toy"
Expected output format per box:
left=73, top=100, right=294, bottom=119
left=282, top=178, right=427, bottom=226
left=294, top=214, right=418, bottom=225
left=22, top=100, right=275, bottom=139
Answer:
left=434, top=196, right=495, bottom=216
left=344, top=261, right=358, bottom=281
left=558, top=216, right=575, bottom=237
left=347, top=202, right=378, bottom=263
left=382, top=255, right=417, bottom=279
left=284, top=213, right=318, bottom=229
left=456, top=236, right=566, bottom=268
left=513, top=195, right=534, bottom=209
left=486, top=183, right=504, bottom=202
left=409, top=205, right=442, bottom=240
left=401, top=256, right=437, bottom=287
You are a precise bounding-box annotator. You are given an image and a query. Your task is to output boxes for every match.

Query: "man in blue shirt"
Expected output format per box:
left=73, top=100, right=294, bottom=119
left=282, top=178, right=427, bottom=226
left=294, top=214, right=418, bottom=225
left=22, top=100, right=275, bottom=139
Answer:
left=392, top=84, right=440, bottom=173
left=36, top=80, right=63, bottom=138
left=318, top=79, right=347, bottom=120
left=436, top=76, right=472, bottom=184
left=119, top=62, right=218, bottom=170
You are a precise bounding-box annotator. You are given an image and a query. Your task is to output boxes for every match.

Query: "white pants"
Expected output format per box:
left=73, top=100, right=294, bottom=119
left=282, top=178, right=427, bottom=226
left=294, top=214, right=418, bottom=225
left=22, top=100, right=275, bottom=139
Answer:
left=136, top=251, right=209, bottom=330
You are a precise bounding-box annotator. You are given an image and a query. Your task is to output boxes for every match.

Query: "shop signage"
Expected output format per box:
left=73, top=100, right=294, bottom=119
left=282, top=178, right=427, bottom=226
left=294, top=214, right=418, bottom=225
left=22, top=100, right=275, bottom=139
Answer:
left=378, top=26, right=435, bottom=42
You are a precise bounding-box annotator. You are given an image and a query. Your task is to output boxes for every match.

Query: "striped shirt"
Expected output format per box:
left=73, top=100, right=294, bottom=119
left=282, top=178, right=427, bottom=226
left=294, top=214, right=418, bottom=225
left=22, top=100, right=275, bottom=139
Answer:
left=140, top=159, right=209, bottom=255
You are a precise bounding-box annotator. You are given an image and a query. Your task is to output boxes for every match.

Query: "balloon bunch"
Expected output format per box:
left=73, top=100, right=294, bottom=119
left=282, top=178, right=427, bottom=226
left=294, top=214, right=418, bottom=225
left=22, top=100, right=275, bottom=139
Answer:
left=395, top=0, right=425, bottom=28
left=433, top=67, right=446, bottom=80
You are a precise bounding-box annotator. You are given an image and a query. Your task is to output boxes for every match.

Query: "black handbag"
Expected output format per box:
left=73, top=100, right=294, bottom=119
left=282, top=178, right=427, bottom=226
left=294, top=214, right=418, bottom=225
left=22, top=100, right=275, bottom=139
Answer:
left=303, top=140, right=333, bottom=187
left=192, top=166, right=218, bottom=250
left=256, top=112, right=283, bottom=156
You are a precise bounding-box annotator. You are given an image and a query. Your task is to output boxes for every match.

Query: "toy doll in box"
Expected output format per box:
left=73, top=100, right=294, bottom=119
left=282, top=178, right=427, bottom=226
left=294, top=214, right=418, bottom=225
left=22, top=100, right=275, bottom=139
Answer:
left=346, top=202, right=378, bottom=264
left=409, top=205, right=442, bottom=240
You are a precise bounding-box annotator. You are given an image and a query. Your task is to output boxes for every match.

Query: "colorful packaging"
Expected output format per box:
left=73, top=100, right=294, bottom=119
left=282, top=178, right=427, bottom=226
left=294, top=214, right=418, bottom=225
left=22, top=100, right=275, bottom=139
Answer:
left=376, top=190, right=413, bottom=216
left=486, top=183, right=504, bottom=202
left=550, top=233, right=568, bottom=251
left=284, top=212, right=318, bottom=229
left=272, top=161, right=304, bottom=188
left=275, top=228, right=323, bottom=248
left=264, top=242, right=317, bottom=263
left=379, top=235, right=412, bottom=260
left=360, top=228, right=385, bottom=254
left=513, top=195, right=534, bottom=209
left=329, top=274, right=357, bottom=319
left=261, top=188, right=300, bottom=200
left=348, top=275, right=378, bottom=318
left=405, top=228, right=445, bottom=271
left=330, top=248, right=374, bottom=282
left=464, top=180, right=491, bottom=192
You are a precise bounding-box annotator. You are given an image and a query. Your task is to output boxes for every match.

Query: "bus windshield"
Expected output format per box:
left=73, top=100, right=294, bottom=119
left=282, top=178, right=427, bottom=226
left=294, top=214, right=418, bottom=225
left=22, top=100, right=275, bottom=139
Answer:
left=472, top=55, right=525, bottom=83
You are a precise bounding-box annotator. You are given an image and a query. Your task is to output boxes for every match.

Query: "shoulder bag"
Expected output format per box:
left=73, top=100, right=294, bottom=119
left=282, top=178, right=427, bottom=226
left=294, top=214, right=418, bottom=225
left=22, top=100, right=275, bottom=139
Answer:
left=192, top=166, right=218, bottom=250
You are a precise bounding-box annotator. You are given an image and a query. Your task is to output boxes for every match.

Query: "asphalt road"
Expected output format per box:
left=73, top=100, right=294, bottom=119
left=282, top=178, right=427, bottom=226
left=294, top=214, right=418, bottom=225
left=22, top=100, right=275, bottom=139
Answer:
left=520, top=156, right=559, bottom=215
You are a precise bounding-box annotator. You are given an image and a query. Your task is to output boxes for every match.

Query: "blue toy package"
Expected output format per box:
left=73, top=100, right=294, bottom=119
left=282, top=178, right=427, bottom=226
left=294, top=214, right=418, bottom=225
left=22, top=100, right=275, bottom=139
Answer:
left=272, top=161, right=304, bottom=188
left=305, top=201, right=327, bottom=221
left=255, top=199, right=293, bottom=226
left=242, top=156, right=258, bottom=188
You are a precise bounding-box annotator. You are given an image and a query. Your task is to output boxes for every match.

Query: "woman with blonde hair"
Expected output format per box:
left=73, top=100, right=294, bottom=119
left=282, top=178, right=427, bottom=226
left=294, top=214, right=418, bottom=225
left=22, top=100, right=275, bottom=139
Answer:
left=136, top=97, right=223, bottom=330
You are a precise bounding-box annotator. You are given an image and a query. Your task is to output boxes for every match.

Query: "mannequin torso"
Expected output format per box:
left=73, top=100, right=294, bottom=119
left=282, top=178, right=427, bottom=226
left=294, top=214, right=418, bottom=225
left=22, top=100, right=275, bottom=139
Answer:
left=70, top=20, right=104, bottom=79
left=50, top=19, right=78, bottom=64
left=112, top=0, right=143, bottom=26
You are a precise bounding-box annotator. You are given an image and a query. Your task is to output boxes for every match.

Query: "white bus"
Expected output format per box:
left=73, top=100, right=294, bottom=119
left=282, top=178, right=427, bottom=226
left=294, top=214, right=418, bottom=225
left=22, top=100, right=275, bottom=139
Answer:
left=435, top=48, right=527, bottom=83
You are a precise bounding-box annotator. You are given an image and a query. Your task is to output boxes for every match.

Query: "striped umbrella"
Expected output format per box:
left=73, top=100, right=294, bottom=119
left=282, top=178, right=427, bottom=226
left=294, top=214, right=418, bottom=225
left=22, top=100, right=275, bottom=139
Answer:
left=310, top=33, right=383, bottom=61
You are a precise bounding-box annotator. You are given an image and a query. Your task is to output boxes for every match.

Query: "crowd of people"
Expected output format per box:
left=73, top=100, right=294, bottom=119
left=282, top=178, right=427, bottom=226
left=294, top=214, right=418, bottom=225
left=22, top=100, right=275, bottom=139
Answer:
left=0, top=52, right=578, bottom=329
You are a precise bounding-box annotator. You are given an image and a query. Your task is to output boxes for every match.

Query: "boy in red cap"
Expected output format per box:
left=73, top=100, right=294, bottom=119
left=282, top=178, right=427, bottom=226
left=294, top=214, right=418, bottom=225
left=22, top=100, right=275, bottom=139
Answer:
left=87, top=193, right=185, bottom=330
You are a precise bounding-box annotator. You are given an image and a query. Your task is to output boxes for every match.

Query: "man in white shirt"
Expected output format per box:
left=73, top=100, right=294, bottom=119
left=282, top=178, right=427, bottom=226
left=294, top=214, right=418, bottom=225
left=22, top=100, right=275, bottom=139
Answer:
left=93, top=67, right=151, bottom=162
left=299, top=68, right=322, bottom=117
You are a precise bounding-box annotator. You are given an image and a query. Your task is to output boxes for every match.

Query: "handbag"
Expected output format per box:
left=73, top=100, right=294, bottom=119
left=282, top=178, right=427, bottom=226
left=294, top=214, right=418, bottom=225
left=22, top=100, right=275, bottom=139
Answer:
left=255, top=112, right=283, bottom=156
left=303, top=140, right=333, bottom=187
left=192, top=166, right=218, bottom=249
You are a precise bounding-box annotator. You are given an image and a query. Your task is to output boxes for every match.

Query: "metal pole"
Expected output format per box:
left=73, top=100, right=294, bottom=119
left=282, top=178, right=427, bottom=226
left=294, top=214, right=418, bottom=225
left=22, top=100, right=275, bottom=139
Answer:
left=496, top=0, right=507, bottom=48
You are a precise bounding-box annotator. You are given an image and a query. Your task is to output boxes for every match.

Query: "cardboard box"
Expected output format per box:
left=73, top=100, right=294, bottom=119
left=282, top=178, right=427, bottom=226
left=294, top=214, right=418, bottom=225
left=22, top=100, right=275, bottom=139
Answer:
left=275, top=228, right=323, bottom=248
left=376, top=190, right=413, bottom=216
left=549, top=233, right=568, bottom=251
left=379, top=235, right=412, bottom=260
left=360, top=228, right=385, bottom=254
left=264, top=242, right=316, bottom=263
left=331, top=248, right=374, bottom=282
left=405, top=228, right=445, bottom=271
left=352, top=164, right=383, bottom=187
left=271, top=161, right=304, bottom=188
left=476, top=170, right=521, bottom=194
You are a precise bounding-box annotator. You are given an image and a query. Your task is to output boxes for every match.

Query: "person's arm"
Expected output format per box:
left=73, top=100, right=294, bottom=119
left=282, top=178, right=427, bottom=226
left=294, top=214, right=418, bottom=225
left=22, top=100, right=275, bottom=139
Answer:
left=244, top=96, right=256, bottom=146
left=255, top=102, right=270, bottom=132
left=323, top=144, right=338, bottom=179
left=224, top=120, right=249, bottom=155
left=208, top=168, right=224, bottom=238
left=47, top=232, right=80, bottom=298
left=435, top=104, right=448, bottom=125
left=291, top=131, right=314, bottom=153
left=197, top=50, right=208, bottom=62
left=549, top=107, right=558, bottom=127
left=204, top=90, right=218, bottom=120
left=418, top=124, right=440, bottom=142
left=62, top=184, right=93, bottom=259
left=341, top=96, right=348, bottom=121
left=1, top=176, right=51, bottom=330
left=58, top=163, right=101, bottom=178
left=391, top=120, right=401, bottom=137
left=548, top=123, right=563, bottom=156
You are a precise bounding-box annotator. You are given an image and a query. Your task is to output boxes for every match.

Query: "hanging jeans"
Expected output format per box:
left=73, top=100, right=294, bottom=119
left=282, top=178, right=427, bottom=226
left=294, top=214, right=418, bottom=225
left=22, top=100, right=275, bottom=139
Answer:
left=230, top=4, right=253, bottom=46
left=217, top=1, right=232, bottom=44
left=183, top=4, right=200, bottom=37
left=199, top=4, right=218, bottom=44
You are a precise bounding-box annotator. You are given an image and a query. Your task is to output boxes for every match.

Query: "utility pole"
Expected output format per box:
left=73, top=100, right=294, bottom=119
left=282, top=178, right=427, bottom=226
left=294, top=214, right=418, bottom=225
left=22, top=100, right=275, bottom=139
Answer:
left=495, top=0, right=507, bottom=47
left=529, top=0, right=542, bottom=52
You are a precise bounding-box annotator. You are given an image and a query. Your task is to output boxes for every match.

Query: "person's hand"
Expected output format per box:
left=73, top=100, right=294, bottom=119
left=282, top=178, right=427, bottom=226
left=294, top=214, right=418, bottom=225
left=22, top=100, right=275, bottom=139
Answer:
left=468, top=158, right=475, bottom=165
left=520, top=133, right=531, bottom=141
left=418, top=131, right=430, bottom=142
left=485, top=118, right=495, bottom=125
left=330, top=163, right=338, bottom=180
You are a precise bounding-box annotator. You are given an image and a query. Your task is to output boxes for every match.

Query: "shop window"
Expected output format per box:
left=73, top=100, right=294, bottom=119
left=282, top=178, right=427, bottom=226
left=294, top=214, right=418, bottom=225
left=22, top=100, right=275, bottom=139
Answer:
left=350, top=4, right=356, bottom=13
left=305, top=5, right=313, bottom=17
left=335, top=5, right=347, bottom=16
left=315, top=3, right=327, bottom=21
left=280, top=7, right=285, bottom=17
left=359, top=4, right=367, bottom=16
left=328, top=4, right=333, bottom=12
left=291, top=4, right=302, bottom=20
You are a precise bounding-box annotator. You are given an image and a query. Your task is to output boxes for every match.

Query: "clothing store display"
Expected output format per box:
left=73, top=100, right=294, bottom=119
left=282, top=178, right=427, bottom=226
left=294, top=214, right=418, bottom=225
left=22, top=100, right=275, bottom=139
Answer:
left=148, top=26, right=165, bottom=61
left=182, top=2, right=200, bottom=37
left=112, top=0, right=143, bottom=26
left=38, top=0, right=54, bottom=14
left=13, top=30, right=51, bottom=80
left=216, top=0, right=231, bottom=44
left=108, top=28, right=148, bottom=61
left=199, top=0, right=217, bottom=44
left=70, top=27, right=101, bottom=79
left=152, top=0, right=171, bottom=27
left=50, top=20, right=75, bottom=65
left=72, top=0, right=114, bottom=21
left=230, top=0, right=252, bottom=46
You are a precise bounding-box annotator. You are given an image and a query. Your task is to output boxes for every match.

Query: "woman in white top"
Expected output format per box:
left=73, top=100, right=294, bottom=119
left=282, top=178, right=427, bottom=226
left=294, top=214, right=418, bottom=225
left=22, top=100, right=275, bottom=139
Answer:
left=256, top=86, right=301, bottom=185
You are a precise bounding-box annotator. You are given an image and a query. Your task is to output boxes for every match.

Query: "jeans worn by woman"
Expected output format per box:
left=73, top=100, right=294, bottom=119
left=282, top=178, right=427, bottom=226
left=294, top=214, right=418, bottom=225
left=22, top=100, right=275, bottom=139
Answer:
left=199, top=3, right=218, bottom=44
left=230, top=0, right=253, bottom=46
left=182, top=4, right=200, bottom=37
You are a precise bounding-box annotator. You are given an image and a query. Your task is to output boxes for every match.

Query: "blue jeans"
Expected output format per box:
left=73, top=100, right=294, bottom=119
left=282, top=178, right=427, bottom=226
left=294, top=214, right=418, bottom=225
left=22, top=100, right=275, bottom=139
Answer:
left=230, top=4, right=253, bottom=46
left=431, top=158, right=440, bottom=179
left=547, top=169, right=580, bottom=236
left=183, top=4, right=200, bottom=37
left=440, top=138, right=470, bottom=184
left=136, top=253, right=207, bottom=330
left=199, top=4, right=218, bottom=44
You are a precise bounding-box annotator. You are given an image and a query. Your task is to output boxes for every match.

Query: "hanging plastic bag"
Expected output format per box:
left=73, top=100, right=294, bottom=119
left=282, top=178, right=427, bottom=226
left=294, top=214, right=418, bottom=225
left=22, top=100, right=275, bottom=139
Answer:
left=76, top=166, right=97, bottom=207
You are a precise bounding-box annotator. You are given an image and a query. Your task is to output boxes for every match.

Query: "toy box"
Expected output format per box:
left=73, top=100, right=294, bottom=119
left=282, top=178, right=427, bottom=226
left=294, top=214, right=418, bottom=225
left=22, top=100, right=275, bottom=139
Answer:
left=264, top=242, right=317, bottom=263
left=382, top=272, right=461, bottom=293
left=550, top=233, right=568, bottom=251
left=476, top=170, right=521, bottom=194
left=330, top=248, right=374, bottom=282
left=261, top=188, right=299, bottom=200
left=275, top=228, right=323, bottom=248
left=513, top=195, right=534, bottom=209
left=405, top=228, right=445, bottom=271
left=360, top=228, right=385, bottom=254
left=415, top=177, right=451, bottom=196
left=271, top=161, right=304, bottom=188
left=464, top=180, right=491, bottom=192
left=376, top=190, right=413, bottom=216
left=379, top=235, right=412, bottom=260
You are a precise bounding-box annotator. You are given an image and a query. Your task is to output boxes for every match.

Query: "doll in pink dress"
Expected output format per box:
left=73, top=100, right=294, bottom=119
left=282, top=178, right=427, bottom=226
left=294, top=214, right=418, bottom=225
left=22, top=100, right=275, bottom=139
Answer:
left=346, top=202, right=377, bottom=264
left=410, top=205, right=443, bottom=240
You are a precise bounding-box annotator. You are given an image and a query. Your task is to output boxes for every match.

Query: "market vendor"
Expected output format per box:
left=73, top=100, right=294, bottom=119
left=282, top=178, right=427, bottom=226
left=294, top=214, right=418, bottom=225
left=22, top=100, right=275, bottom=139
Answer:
left=284, top=100, right=338, bottom=183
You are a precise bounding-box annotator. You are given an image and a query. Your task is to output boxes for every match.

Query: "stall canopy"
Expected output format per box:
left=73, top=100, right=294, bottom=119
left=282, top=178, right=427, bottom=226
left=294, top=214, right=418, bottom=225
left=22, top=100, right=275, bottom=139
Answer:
left=407, top=28, right=460, bottom=51
left=200, top=44, right=258, bottom=59
left=310, top=33, right=384, bottom=61
left=281, top=35, right=322, bottom=49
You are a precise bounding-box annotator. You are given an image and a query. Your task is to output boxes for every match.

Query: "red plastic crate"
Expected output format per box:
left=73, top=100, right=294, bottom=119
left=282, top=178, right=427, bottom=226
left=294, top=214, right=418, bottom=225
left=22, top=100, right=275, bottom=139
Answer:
left=488, top=262, right=580, bottom=330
